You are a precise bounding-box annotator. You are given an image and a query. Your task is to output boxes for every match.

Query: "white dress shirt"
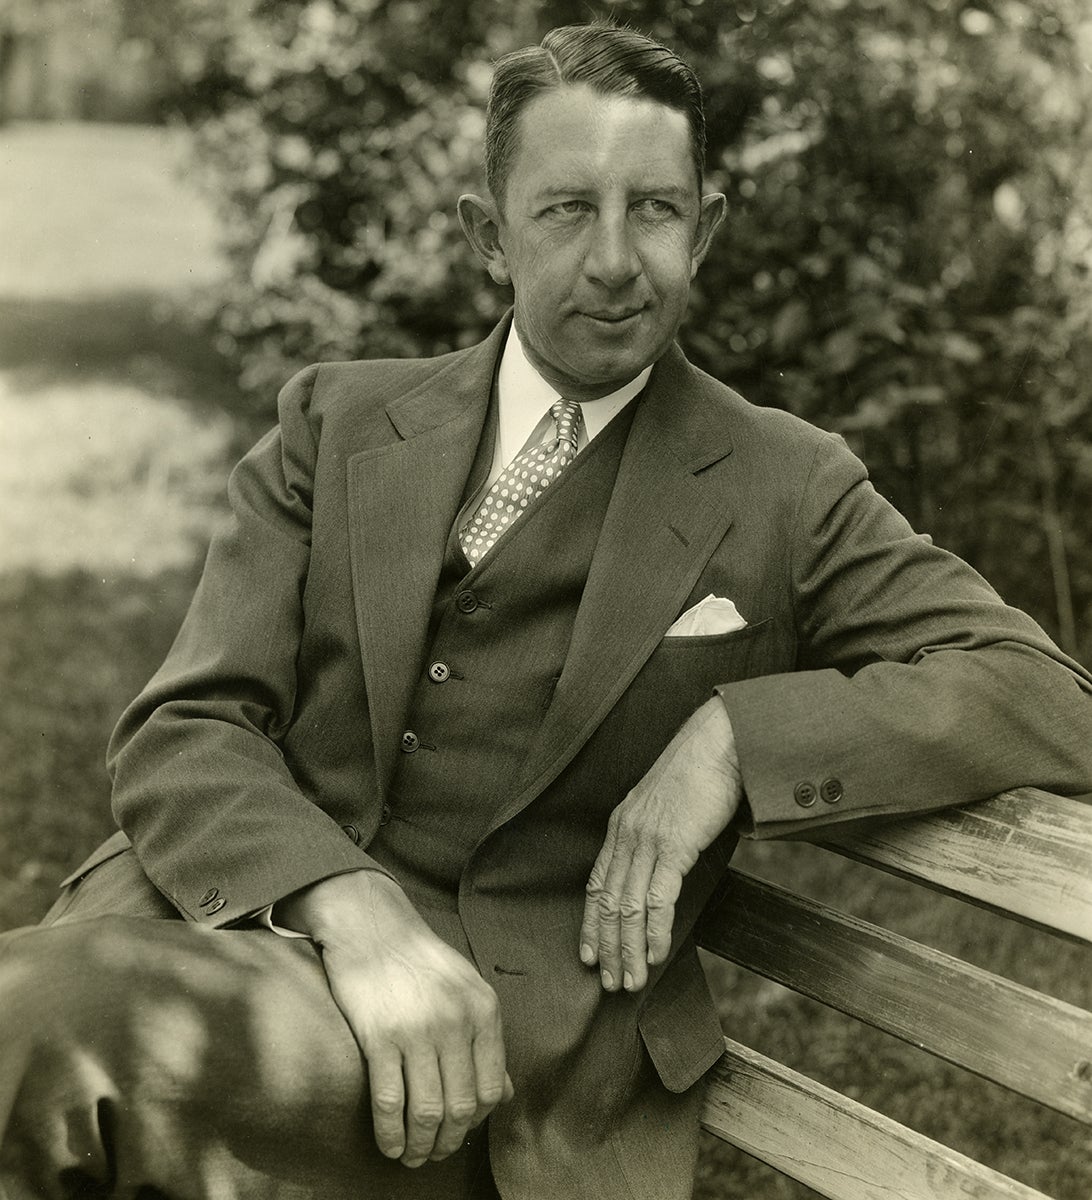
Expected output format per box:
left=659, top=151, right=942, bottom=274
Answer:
left=485, top=322, right=651, bottom=491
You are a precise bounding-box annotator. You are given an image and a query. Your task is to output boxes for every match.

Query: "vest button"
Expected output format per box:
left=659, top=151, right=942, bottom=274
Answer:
left=455, top=590, right=478, bottom=613
left=401, top=730, right=421, bottom=753
left=342, top=823, right=360, bottom=844
left=428, top=661, right=451, bottom=683
left=379, top=803, right=392, bottom=826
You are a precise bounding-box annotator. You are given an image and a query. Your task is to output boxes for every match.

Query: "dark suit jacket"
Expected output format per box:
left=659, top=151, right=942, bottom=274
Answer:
left=71, top=315, right=1092, bottom=1196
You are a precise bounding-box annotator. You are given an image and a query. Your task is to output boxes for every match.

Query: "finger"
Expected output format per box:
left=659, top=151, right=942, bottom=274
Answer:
left=618, top=843, right=658, bottom=991
left=596, top=825, right=640, bottom=992
left=402, top=1049, right=445, bottom=1167
left=470, top=1014, right=510, bottom=1124
left=580, top=826, right=616, bottom=967
left=365, top=1046, right=407, bottom=1160
left=431, top=1041, right=478, bottom=1161
left=645, top=861, right=684, bottom=967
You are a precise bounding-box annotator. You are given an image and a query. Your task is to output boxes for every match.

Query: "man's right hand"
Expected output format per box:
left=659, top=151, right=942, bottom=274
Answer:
left=276, top=869, right=513, bottom=1167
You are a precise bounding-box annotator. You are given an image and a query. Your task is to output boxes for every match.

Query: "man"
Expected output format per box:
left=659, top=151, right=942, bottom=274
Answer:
left=2, top=21, right=1091, bottom=1200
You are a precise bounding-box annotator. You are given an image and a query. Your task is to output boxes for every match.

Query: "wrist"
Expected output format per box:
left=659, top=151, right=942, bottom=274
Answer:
left=276, top=868, right=406, bottom=945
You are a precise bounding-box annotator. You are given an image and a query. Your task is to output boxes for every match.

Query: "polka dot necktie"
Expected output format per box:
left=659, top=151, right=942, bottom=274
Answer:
left=459, top=399, right=584, bottom=566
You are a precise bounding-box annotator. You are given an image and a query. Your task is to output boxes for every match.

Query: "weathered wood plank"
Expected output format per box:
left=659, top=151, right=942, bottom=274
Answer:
left=698, top=872, right=1092, bottom=1122
left=703, top=1038, right=1051, bottom=1200
left=818, top=788, right=1092, bottom=941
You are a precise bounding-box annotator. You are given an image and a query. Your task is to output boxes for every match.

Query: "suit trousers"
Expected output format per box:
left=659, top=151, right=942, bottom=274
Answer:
left=0, top=850, right=499, bottom=1200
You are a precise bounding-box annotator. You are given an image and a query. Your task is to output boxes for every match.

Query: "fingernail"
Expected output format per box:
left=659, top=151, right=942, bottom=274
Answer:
left=647, top=948, right=655, bottom=964
left=601, top=970, right=614, bottom=989
left=623, top=971, right=634, bottom=990
left=580, top=943, right=594, bottom=965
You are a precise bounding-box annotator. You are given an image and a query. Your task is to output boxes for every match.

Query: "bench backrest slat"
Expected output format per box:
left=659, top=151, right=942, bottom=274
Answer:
left=817, top=788, right=1092, bottom=940
left=698, top=871, right=1092, bottom=1123
left=703, top=1038, right=1053, bottom=1200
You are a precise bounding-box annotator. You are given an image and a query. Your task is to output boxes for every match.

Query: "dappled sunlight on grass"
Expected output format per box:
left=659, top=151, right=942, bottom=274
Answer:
left=0, top=372, right=234, bottom=576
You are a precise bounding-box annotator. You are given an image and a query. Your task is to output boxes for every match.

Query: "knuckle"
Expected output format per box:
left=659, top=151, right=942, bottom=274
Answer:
left=446, top=1098, right=478, bottom=1124
left=618, top=897, right=645, bottom=921
left=596, top=894, right=621, bottom=919
left=408, top=1102, right=444, bottom=1128
left=476, top=1082, right=505, bottom=1109
left=371, top=1090, right=404, bottom=1116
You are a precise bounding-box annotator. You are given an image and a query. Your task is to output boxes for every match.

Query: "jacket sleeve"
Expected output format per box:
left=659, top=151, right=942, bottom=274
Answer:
left=107, top=365, right=392, bottom=926
left=716, top=432, right=1092, bottom=839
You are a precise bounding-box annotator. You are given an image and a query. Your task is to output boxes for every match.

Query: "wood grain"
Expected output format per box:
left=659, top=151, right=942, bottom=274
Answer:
left=817, top=788, right=1092, bottom=941
left=702, top=1038, right=1052, bottom=1200
left=698, top=872, right=1092, bottom=1122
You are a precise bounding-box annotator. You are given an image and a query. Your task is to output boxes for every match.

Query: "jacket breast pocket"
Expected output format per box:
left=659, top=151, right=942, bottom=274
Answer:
left=631, top=614, right=781, bottom=719
left=566, top=615, right=786, bottom=806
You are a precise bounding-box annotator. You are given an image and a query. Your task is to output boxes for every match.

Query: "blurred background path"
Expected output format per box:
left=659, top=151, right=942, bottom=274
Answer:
left=0, top=120, right=240, bottom=925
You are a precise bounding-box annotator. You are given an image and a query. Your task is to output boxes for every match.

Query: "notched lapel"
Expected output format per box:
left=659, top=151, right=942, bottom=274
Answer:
left=489, top=346, right=738, bottom=833
left=347, top=324, right=506, bottom=799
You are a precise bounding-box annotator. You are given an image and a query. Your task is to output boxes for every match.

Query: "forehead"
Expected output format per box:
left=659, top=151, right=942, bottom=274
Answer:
left=507, top=84, right=696, bottom=197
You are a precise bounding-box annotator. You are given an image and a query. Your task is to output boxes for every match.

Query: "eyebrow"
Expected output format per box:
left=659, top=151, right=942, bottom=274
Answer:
left=534, top=184, right=695, bottom=201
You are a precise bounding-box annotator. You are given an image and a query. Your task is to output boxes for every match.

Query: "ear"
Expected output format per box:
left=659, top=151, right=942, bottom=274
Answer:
left=458, top=194, right=511, bottom=286
left=689, top=193, right=727, bottom=278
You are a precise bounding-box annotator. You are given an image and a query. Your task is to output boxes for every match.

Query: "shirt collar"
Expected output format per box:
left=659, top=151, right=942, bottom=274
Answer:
left=495, top=322, right=651, bottom=469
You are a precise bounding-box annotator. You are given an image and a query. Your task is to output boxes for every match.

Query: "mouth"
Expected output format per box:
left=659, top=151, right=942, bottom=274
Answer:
left=582, top=308, right=644, bottom=325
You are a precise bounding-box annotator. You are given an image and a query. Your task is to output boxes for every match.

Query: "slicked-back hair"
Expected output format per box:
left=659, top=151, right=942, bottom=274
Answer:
left=485, top=23, right=707, bottom=207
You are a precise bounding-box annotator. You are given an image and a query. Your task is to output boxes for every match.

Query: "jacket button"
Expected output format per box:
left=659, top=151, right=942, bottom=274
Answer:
left=820, top=778, right=844, bottom=804
left=206, top=898, right=226, bottom=915
left=401, top=730, right=420, bottom=753
left=342, top=823, right=360, bottom=843
left=379, top=803, right=392, bottom=826
left=428, top=661, right=451, bottom=683
left=455, top=590, right=478, bottom=613
left=199, top=888, right=219, bottom=906
left=793, top=781, right=817, bottom=808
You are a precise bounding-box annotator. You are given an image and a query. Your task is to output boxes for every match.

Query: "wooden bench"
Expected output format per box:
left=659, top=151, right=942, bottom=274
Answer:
left=695, top=787, right=1092, bottom=1199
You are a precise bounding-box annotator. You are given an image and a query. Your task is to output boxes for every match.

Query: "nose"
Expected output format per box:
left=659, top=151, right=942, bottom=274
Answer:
left=582, top=211, right=640, bottom=288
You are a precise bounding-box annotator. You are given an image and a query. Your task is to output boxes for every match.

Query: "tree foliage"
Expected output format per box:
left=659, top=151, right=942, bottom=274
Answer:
left=134, top=0, right=1092, bottom=660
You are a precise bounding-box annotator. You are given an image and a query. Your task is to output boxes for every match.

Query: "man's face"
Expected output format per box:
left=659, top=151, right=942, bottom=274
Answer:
left=489, top=85, right=725, bottom=401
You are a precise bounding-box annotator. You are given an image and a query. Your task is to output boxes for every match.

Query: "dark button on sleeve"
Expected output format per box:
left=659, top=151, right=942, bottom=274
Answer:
left=206, top=898, right=226, bottom=915
left=199, top=888, right=220, bottom=907
left=428, top=661, right=451, bottom=683
left=793, top=781, right=817, bottom=808
left=401, top=730, right=421, bottom=753
left=820, top=778, right=844, bottom=804
left=455, top=590, right=478, bottom=613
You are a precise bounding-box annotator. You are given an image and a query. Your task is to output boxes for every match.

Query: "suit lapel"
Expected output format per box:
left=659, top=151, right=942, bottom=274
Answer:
left=487, top=344, right=738, bottom=834
left=347, top=321, right=507, bottom=799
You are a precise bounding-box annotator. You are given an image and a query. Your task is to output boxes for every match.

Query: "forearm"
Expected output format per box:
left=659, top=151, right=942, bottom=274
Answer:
left=718, top=640, right=1092, bottom=839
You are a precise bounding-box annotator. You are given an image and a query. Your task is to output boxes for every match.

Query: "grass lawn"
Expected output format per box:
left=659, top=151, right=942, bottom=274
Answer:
left=1, top=121, right=1089, bottom=1199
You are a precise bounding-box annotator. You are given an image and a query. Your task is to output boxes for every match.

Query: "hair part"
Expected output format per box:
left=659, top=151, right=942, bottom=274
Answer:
left=485, top=23, right=707, bottom=207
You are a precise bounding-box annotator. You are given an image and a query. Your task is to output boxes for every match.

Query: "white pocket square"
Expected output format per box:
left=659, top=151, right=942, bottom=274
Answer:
left=665, top=594, right=748, bottom=637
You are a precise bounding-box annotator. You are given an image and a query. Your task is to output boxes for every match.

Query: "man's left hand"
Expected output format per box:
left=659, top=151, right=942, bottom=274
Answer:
left=579, top=697, right=742, bottom=993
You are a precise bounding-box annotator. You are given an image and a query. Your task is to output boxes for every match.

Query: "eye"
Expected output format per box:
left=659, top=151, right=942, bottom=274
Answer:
left=543, top=199, right=590, bottom=219
left=632, top=198, right=677, bottom=218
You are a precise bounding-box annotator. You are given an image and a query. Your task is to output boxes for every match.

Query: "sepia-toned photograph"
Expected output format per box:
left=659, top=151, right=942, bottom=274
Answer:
left=1, top=2, right=1090, bottom=1197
